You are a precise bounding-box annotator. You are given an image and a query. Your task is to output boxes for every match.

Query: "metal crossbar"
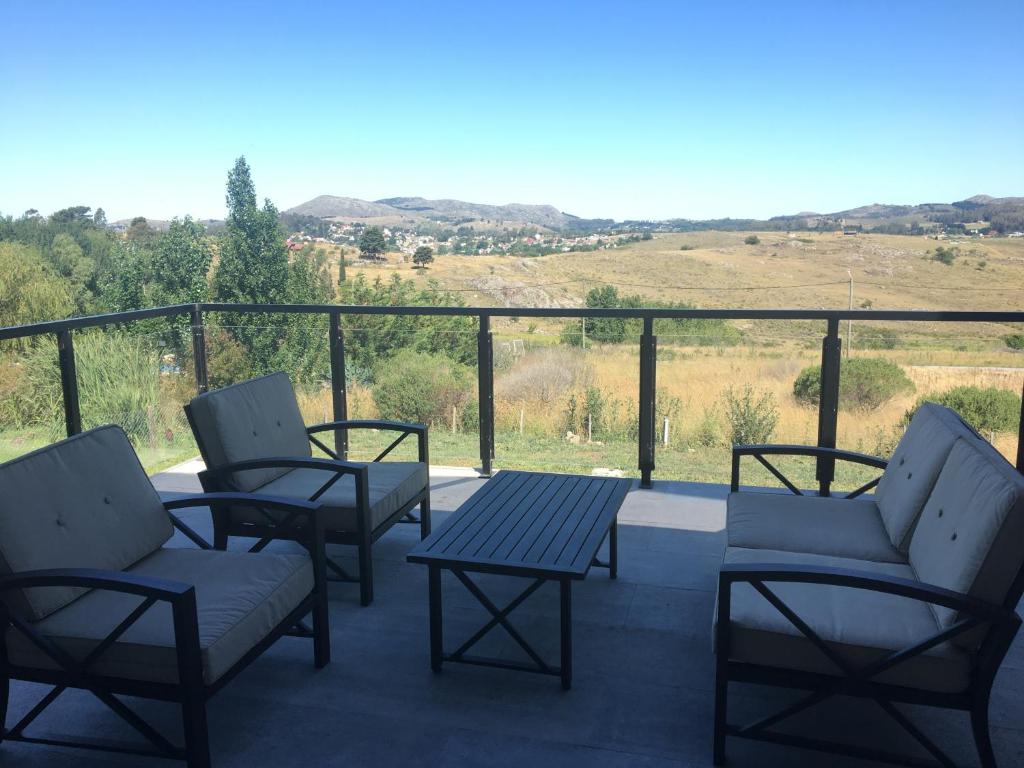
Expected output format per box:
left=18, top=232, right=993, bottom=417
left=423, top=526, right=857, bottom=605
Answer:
left=450, top=571, right=551, bottom=673
left=7, top=604, right=181, bottom=758
left=752, top=455, right=803, bottom=495
left=739, top=580, right=988, bottom=766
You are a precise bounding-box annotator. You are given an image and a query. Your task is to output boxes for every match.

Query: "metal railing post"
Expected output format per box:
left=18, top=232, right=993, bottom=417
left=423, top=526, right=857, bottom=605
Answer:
left=816, top=318, right=842, bottom=496
left=56, top=329, right=81, bottom=436
left=477, top=314, right=494, bottom=476
left=1016, top=378, right=1023, bottom=473
left=190, top=305, right=208, bottom=394
left=638, top=316, right=657, bottom=488
left=329, top=311, right=348, bottom=459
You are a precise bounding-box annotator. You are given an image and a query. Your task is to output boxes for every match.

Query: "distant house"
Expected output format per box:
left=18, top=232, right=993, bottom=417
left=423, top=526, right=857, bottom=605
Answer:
left=843, top=229, right=859, bottom=236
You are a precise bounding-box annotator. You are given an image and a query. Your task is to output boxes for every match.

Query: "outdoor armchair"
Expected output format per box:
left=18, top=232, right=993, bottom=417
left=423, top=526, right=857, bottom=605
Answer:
left=185, top=372, right=430, bottom=606
left=715, top=403, right=1024, bottom=767
left=0, top=425, right=330, bottom=768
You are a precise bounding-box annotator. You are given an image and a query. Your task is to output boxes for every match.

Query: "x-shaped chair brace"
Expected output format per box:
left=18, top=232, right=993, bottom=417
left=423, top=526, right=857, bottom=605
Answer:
left=731, top=579, right=985, bottom=768
left=5, top=599, right=184, bottom=759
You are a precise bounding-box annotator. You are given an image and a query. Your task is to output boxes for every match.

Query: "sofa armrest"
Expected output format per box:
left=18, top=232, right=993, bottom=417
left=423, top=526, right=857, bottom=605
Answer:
left=307, top=420, right=429, bottom=464
left=731, top=444, right=887, bottom=496
left=716, top=563, right=1020, bottom=674
left=163, top=493, right=324, bottom=550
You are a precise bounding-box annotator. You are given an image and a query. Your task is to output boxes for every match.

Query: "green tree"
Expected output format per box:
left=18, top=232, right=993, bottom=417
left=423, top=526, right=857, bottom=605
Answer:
left=151, top=217, right=213, bottom=352
left=358, top=226, right=387, bottom=260
left=212, top=156, right=289, bottom=372
left=0, top=242, right=75, bottom=333
left=50, top=233, right=96, bottom=311
left=412, top=245, right=434, bottom=268
left=275, top=247, right=335, bottom=382
left=744, top=234, right=760, bottom=245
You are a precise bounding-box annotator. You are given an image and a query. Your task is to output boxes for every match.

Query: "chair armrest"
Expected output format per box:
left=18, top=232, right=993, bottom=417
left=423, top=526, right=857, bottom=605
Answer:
left=731, top=444, right=887, bottom=493
left=164, top=493, right=325, bottom=550
left=199, top=456, right=368, bottom=482
left=307, top=420, right=429, bottom=464
left=0, top=567, right=193, bottom=603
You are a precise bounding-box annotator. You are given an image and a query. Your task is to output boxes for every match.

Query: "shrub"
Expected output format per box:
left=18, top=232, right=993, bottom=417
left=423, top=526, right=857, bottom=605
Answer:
left=931, top=245, right=959, bottom=265
left=1003, top=333, right=1024, bottom=350
left=372, top=350, right=471, bottom=426
left=906, top=387, right=1021, bottom=434
left=856, top=326, right=898, bottom=350
left=744, top=235, right=760, bottom=245
left=722, top=385, right=778, bottom=445
left=694, top=406, right=723, bottom=447
left=793, top=358, right=914, bottom=411
left=496, top=347, right=593, bottom=404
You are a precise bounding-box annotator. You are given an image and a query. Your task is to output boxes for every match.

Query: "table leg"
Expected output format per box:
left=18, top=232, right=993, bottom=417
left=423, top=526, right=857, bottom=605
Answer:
left=429, top=565, right=443, bottom=672
left=560, top=579, right=572, bottom=690
left=609, top=517, right=618, bottom=580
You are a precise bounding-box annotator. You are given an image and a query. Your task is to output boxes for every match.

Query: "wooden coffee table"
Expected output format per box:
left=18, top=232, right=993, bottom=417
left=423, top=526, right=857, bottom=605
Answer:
left=407, top=470, right=631, bottom=689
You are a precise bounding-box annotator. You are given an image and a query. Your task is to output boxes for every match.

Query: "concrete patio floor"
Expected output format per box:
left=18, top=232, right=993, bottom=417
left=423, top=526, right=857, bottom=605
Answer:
left=5, top=467, right=1024, bottom=768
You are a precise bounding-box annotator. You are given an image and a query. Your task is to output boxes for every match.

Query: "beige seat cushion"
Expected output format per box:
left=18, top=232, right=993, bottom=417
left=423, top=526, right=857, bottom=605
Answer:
left=716, top=547, right=971, bottom=693
left=727, top=492, right=903, bottom=563
left=6, top=548, right=313, bottom=685
left=874, top=403, right=972, bottom=552
left=909, top=438, right=1024, bottom=632
left=188, top=372, right=312, bottom=492
left=247, top=461, right=428, bottom=532
left=0, top=425, right=172, bottom=621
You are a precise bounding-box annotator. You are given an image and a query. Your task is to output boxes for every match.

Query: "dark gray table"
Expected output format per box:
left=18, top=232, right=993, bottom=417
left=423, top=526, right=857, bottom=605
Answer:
left=407, top=470, right=632, bottom=689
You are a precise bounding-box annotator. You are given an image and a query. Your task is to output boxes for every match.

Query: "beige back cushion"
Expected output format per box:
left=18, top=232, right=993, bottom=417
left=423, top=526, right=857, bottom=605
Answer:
left=0, top=425, right=173, bottom=621
left=909, top=438, right=1024, bottom=631
left=187, top=372, right=311, bottom=492
left=875, top=403, right=968, bottom=552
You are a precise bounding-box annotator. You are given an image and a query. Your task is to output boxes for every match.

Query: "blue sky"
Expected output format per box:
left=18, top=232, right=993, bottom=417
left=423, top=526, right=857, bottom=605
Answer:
left=2, top=1, right=1022, bottom=221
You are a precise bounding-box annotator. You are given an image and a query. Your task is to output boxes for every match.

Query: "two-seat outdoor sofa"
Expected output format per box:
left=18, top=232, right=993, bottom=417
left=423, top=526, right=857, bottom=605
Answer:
left=184, top=372, right=431, bottom=606
left=0, top=425, right=330, bottom=768
left=716, top=403, right=1024, bottom=767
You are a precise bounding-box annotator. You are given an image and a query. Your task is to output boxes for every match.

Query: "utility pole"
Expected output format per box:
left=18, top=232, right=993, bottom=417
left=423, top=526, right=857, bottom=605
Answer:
left=846, top=269, right=853, bottom=358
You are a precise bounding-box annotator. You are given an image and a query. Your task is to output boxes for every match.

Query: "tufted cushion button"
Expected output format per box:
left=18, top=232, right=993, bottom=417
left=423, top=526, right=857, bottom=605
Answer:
left=950, top=532, right=957, bottom=541
left=103, top=495, right=111, bottom=504
left=899, top=457, right=905, bottom=466
left=907, top=472, right=912, bottom=479
left=938, top=509, right=943, bottom=517
left=252, top=430, right=258, bottom=437
left=56, top=518, right=65, bottom=527
left=276, top=420, right=282, bottom=427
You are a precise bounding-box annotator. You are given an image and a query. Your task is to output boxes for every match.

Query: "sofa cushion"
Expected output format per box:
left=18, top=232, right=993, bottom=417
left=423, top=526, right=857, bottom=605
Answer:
left=6, top=548, right=313, bottom=685
left=187, top=372, right=312, bottom=492
left=0, top=426, right=172, bottom=621
left=716, top=547, right=971, bottom=693
left=909, top=438, right=1024, bottom=631
left=875, top=403, right=968, bottom=552
left=727, top=492, right=903, bottom=563
left=248, top=461, right=428, bottom=532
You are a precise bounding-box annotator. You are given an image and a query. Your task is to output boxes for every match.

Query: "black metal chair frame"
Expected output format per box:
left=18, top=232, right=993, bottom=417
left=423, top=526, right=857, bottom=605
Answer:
left=0, top=492, right=330, bottom=768
left=185, top=413, right=431, bottom=606
left=716, top=444, right=1024, bottom=768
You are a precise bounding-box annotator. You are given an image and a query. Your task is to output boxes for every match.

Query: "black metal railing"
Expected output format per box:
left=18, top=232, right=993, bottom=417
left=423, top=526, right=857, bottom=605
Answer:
left=2, top=303, right=1023, bottom=488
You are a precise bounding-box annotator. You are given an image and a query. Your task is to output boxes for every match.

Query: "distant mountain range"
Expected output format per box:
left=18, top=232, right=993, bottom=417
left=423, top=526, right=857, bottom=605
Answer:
left=285, top=195, right=604, bottom=230
left=285, top=193, right=1024, bottom=233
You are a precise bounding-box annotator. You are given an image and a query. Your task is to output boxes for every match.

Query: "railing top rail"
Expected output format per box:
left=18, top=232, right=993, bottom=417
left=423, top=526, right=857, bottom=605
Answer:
left=2, top=303, right=1023, bottom=341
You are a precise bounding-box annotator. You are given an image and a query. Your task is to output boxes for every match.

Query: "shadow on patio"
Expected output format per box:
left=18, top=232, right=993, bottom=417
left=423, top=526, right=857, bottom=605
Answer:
left=5, top=469, right=1023, bottom=767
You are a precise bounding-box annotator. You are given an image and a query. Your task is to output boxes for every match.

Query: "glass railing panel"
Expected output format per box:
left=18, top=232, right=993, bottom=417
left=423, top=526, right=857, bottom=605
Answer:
left=0, top=334, right=61, bottom=464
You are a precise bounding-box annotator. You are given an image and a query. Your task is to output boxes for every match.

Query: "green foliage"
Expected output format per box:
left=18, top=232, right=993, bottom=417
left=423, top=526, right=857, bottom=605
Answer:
left=744, top=235, right=760, bottom=245
left=931, top=245, right=959, bottom=265
left=358, top=226, right=387, bottom=260
left=1003, top=333, right=1024, bottom=350
left=212, top=157, right=290, bottom=374
left=0, top=243, right=75, bottom=336
left=563, top=386, right=606, bottom=438
left=855, top=326, right=898, bottom=350
left=412, top=245, right=434, bottom=267
left=906, top=387, right=1021, bottom=434
left=694, top=406, right=723, bottom=447
left=372, top=350, right=471, bottom=425
left=722, top=385, right=778, bottom=444
left=273, top=247, right=335, bottom=383
left=561, top=286, right=740, bottom=347
left=7, top=332, right=175, bottom=444
left=338, top=273, right=476, bottom=371
left=793, top=358, right=914, bottom=411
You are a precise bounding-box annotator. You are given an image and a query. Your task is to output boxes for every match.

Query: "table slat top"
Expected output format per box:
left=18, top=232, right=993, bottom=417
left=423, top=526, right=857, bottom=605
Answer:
left=407, top=471, right=632, bottom=578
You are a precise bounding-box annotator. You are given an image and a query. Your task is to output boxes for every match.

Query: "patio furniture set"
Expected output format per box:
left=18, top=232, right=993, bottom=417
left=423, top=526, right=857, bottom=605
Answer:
left=0, top=374, right=1020, bottom=767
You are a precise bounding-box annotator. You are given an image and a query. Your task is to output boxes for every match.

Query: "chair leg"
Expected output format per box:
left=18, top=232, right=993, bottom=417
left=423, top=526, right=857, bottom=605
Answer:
left=420, top=496, right=431, bottom=539
left=181, top=685, right=210, bottom=768
left=213, top=529, right=228, bottom=551
left=313, top=588, right=331, bottom=668
left=972, top=695, right=998, bottom=768
left=713, top=661, right=728, bottom=766
left=358, top=540, right=374, bottom=606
